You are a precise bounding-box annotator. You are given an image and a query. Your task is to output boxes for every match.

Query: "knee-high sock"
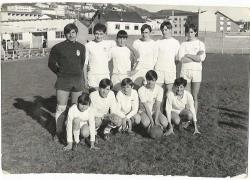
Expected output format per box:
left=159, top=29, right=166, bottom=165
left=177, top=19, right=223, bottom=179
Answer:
left=55, top=105, right=67, bottom=133
left=73, top=130, right=80, bottom=144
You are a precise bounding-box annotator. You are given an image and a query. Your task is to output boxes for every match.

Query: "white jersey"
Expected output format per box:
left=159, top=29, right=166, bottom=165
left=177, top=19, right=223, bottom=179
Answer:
left=116, top=89, right=139, bottom=119
left=66, top=104, right=95, bottom=143
left=85, top=40, right=116, bottom=75
left=155, top=38, right=180, bottom=72
left=90, top=90, right=118, bottom=117
left=178, top=39, right=206, bottom=71
left=132, top=39, right=157, bottom=70
left=165, top=90, right=197, bottom=122
left=110, top=46, right=131, bottom=75
left=138, top=84, right=163, bottom=114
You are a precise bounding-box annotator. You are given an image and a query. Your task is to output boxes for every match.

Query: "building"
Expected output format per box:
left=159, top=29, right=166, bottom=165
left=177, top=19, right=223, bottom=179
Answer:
left=199, top=10, right=247, bottom=33
left=0, top=18, right=89, bottom=49
left=2, top=3, right=36, bottom=13
left=90, top=10, right=145, bottom=35
left=147, top=10, right=197, bottom=36
left=0, top=11, right=42, bottom=21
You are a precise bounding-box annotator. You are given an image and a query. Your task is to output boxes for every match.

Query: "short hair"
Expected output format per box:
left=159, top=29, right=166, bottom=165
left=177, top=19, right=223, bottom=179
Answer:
left=99, top=78, right=113, bottom=89
left=117, top=30, right=128, bottom=39
left=78, top=93, right=91, bottom=105
left=174, top=77, right=187, bottom=87
left=145, top=70, right=158, bottom=81
left=160, top=21, right=172, bottom=30
left=141, top=24, right=152, bottom=33
left=121, top=78, right=133, bottom=87
left=64, top=23, right=78, bottom=35
left=93, top=23, right=107, bottom=33
left=185, top=23, right=198, bottom=36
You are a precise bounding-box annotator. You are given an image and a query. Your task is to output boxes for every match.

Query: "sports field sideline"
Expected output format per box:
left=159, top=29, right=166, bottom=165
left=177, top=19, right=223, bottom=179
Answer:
left=1, top=53, right=249, bottom=176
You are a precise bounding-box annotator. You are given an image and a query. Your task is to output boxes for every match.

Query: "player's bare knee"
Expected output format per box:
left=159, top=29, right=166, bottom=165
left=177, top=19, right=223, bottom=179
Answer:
left=72, top=118, right=81, bottom=130
left=80, top=125, right=90, bottom=138
left=133, top=114, right=141, bottom=124
left=173, top=116, right=180, bottom=125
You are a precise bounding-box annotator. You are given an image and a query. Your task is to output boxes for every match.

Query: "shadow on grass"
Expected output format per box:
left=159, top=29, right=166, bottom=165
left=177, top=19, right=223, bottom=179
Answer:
left=218, top=121, right=248, bottom=131
left=13, top=96, right=57, bottom=137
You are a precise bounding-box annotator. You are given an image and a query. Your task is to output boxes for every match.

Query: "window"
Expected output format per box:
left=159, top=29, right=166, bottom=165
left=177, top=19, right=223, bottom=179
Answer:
left=220, top=26, right=224, bottom=31
left=220, top=16, right=224, bottom=20
left=227, top=21, right=231, bottom=26
left=174, top=24, right=177, bottom=27
left=125, top=25, right=129, bottom=30
left=220, top=21, right=224, bottom=25
left=174, top=18, right=177, bottom=21
left=115, top=24, right=120, bottom=30
left=12, top=33, right=23, bottom=40
left=174, top=31, right=177, bottom=34
left=179, top=31, right=181, bottom=34
left=56, top=31, right=65, bottom=39
left=134, top=25, right=139, bottom=30
left=227, top=27, right=231, bottom=31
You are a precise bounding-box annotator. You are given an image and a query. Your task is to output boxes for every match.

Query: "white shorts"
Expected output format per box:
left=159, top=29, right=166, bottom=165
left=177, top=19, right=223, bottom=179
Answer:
left=155, top=70, right=176, bottom=84
left=111, top=73, right=129, bottom=91
left=180, top=69, right=202, bottom=83
left=88, top=73, right=110, bottom=88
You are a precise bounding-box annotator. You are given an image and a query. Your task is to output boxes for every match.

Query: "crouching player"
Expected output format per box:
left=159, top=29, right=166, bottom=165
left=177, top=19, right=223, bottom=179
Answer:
left=116, top=78, right=141, bottom=134
left=137, top=70, right=168, bottom=133
left=165, top=77, right=200, bottom=136
left=64, top=93, right=99, bottom=151
left=90, top=78, right=122, bottom=140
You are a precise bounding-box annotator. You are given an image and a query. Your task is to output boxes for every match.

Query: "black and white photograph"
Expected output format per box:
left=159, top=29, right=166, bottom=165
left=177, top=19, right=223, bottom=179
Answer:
left=1, top=0, right=249, bottom=179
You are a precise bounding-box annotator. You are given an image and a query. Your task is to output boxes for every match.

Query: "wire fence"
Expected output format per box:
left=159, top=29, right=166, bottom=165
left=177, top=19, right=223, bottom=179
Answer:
left=1, top=48, right=50, bottom=61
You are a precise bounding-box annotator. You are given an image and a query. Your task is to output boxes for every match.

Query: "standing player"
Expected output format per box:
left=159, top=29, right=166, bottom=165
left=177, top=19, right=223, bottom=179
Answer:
left=110, top=30, right=137, bottom=92
left=89, top=78, right=122, bottom=140
left=137, top=70, right=168, bottom=132
left=165, top=77, right=200, bottom=135
left=132, top=24, right=157, bottom=89
left=48, top=23, right=85, bottom=141
left=84, top=23, right=116, bottom=89
left=64, top=93, right=99, bottom=151
left=116, top=78, right=141, bottom=134
left=178, top=23, right=206, bottom=117
left=155, top=21, right=180, bottom=93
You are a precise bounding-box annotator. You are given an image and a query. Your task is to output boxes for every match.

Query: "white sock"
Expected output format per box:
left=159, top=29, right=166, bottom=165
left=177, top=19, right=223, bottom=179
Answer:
left=73, top=130, right=80, bottom=144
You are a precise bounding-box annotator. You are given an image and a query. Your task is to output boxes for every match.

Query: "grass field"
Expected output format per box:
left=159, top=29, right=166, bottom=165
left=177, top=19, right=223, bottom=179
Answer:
left=1, top=54, right=249, bottom=177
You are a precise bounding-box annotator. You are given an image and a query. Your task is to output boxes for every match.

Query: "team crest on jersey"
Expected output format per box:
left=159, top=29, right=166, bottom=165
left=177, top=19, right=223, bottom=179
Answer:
left=76, top=50, right=80, bottom=56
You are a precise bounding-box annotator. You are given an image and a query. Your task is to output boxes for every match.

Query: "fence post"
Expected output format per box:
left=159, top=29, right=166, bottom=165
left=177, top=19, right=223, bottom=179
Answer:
left=29, top=49, right=31, bottom=59
left=12, top=50, right=15, bottom=60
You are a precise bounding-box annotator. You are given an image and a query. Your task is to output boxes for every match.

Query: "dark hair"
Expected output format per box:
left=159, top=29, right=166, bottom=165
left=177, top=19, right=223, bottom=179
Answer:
left=160, top=21, right=172, bottom=30
left=78, top=93, right=91, bottom=105
left=99, top=78, right=113, bottom=89
left=121, top=78, right=133, bottom=87
left=141, top=24, right=152, bottom=33
left=145, top=70, right=158, bottom=81
left=93, top=23, right=107, bottom=33
left=117, top=30, right=128, bottom=39
left=174, top=77, right=187, bottom=87
left=64, top=23, right=78, bottom=35
left=185, top=23, right=198, bottom=36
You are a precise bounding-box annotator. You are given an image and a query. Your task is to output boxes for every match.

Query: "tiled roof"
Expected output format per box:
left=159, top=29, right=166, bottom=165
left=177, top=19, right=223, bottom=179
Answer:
left=94, top=10, right=145, bottom=23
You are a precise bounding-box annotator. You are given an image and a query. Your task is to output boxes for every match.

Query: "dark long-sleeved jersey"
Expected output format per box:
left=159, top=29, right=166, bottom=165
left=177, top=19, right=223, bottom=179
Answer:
left=48, top=40, right=85, bottom=78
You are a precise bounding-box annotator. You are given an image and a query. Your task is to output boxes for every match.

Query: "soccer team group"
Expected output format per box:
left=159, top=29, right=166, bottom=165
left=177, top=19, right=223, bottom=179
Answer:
left=48, top=21, right=206, bottom=151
